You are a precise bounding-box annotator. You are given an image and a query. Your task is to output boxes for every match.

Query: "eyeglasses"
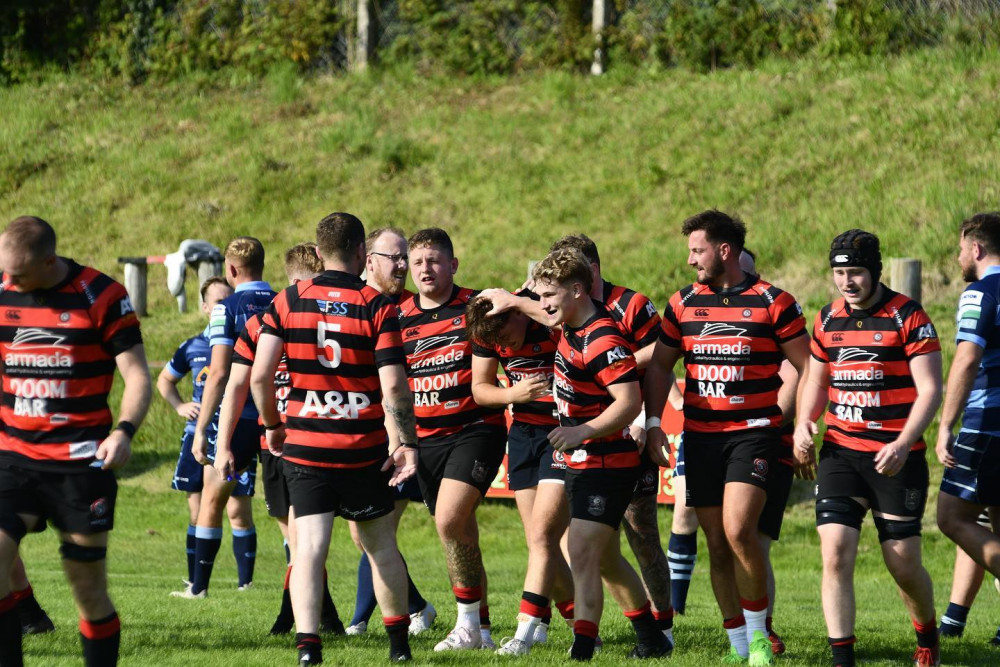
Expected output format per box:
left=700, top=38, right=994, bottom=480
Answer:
left=369, top=252, right=408, bottom=264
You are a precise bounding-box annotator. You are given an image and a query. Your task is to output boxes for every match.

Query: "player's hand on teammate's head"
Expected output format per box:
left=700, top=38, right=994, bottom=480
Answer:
left=96, top=430, right=132, bottom=470
left=479, top=288, right=515, bottom=316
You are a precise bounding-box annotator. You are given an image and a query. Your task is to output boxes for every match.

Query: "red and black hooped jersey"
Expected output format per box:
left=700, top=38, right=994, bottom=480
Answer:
left=233, top=313, right=291, bottom=448
left=471, top=319, right=559, bottom=427
left=260, top=270, right=404, bottom=469
left=398, top=286, right=505, bottom=440
left=0, top=260, right=142, bottom=470
left=811, top=289, right=940, bottom=453
left=554, top=309, right=640, bottom=470
left=602, top=280, right=661, bottom=371
left=659, top=276, right=807, bottom=434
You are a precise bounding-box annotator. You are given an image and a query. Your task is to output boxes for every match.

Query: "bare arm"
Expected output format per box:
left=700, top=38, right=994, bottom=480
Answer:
left=938, top=341, right=983, bottom=438
left=548, top=380, right=641, bottom=452
left=471, top=354, right=549, bottom=408
left=642, top=340, right=681, bottom=467
left=99, top=344, right=152, bottom=469
left=249, top=334, right=283, bottom=433
left=480, top=288, right=550, bottom=326
left=792, top=356, right=829, bottom=477
left=378, top=363, right=418, bottom=485
left=777, top=334, right=810, bottom=424
left=633, top=341, right=656, bottom=372
left=156, top=366, right=199, bottom=421
left=874, top=351, right=943, bottom=476
left=667, top=378, right=684, bottom=412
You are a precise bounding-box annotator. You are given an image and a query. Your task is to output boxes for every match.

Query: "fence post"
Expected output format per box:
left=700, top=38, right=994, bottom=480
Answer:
left=889, top=258, right=922, bottom=303
left=119, top=259, right=149, bottom=317
left=591, top=0, right=607, bottom=75
left=353, top=0, right=374, bottom=72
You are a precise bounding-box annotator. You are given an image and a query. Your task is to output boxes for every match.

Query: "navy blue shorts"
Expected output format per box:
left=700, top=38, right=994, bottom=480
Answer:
left=674, top=435, right=686, bottom=477
left=940, top=430, right=1000, bottom=505
left=172, top=428, right=255, bottom=497
left=507, top=422, right=565, bottom=491
left=393, top=477, right=423, bottom=502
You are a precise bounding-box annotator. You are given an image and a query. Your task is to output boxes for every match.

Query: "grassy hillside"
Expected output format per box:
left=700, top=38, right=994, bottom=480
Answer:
left=3, top=46, right=1000, bottom=665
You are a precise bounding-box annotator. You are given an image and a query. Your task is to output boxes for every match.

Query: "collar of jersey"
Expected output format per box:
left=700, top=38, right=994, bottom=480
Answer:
left=706, top=271, right=756, bottom=295
left=414, top=284, right=461, bottom=312
left=235, top=280, right=271, bottom=293
left=983, top=266, right=1000, bottom=278
left=844, top=282, right=890, bottom=318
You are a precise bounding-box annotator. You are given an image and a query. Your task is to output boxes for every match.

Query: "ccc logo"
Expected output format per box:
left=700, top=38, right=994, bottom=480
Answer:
left=694, top=309, right=710, bottom=317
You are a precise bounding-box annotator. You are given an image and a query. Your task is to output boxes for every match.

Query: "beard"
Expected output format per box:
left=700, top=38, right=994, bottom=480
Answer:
left=961, top=261, right=978, bottom=283
left=372, top=271, right=405, bottom=296
left=696, top=256, right=725, bottom=285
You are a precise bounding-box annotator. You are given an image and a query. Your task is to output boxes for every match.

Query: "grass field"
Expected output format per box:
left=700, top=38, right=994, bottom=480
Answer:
left=3, top=44, right=1000, bottom=664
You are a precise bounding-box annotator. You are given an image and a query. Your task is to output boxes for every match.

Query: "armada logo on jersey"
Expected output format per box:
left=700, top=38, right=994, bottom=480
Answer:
left=692, top=323, right=751, bottom=355
left=835, top=347, right=880, bottom=365
left=5, top=328, right=74, bottom=371
left=694, top=309, right=710, bottom=317
left=696, top=323, right=748, bottom=339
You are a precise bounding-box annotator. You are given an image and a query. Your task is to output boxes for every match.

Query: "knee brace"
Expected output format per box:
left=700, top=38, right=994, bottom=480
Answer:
left=0, top=513, right=27, bottom=543
left=816, top=497, right=866, bottom=530
left=60, top=542, right=107, bottom=562
left=874, top=516, right=922, bottom=543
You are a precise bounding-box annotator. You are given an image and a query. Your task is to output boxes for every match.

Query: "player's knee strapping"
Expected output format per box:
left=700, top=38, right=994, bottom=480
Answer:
left=873, top=515, right=921, bottom=542
left=815, top=497, right=865, bottom=530
left=0, top=513, right=27, bottom=544
left=60, top=542, right=107, bottom=562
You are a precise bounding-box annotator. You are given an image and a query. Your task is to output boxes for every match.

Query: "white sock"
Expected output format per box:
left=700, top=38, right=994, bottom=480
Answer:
left=514, top=614, right=540, bottom=643
left=744, top=607, right=767, bottom=644
left=726, top=623, right=749, bottom=658
left=457, top=601, right=481, bottom=631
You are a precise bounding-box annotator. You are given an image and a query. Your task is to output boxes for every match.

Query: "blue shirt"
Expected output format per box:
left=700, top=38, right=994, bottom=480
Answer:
left=165, top=328, right=211, bottom=433
left=208, top=280, right=276, bottom=420
left=956, top=265, right=1000, bottom=434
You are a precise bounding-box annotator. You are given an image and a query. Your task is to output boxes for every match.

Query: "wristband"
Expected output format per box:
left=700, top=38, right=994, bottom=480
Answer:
left=115, top=420, right=136, bottom=439
left=644, top=417, right=661, bottom=431
left=264, top=422, right=282, bottom=431
left=399, top=442, right=418, bottom=449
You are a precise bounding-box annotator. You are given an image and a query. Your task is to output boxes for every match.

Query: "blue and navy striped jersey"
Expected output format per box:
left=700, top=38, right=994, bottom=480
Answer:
left=956, top=265, right=1000, bottom=434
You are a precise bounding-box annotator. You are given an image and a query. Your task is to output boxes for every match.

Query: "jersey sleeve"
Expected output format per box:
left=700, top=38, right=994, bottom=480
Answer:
left=371, top=295, right=405, bottom=368
left=258, top=293, right=288, bottom=340
left=95, top=280, right=143, bottom=355
left=165, top=340, right=191, bottom=378
left=810, top=309, right=830, bottom=363
left=956, top=285, right=997, bottom=349
left=627, top=293, right=662, bottom=349
left=770, top=290, right=807, bottom=343
left=232, top=315, right=261, bottom=366
left=208, top=300, right=235, bottom=347
left=657, top=294, right=683, bottom=348
left=471, top=340, right=500, bottom=358
left=901, top=306, right=941, bottom=357
left=587, top=334, right=639, bottom=388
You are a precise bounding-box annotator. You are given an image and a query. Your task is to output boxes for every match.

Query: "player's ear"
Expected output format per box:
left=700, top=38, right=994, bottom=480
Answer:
left=451, top=256, right=459, bottom=275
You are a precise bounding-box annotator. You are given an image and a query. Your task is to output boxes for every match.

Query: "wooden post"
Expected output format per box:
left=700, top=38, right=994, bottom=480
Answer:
left=527, top=260, right=539, bottom=282
left=120, top=260, right=148, bottom=317
left=196, top=261, right=223, bottom=308
left=353, top=0, right=374, bottom=72
left=890, top=258, right=922, bottom=303
left=591, top=0, right=607, bottom=75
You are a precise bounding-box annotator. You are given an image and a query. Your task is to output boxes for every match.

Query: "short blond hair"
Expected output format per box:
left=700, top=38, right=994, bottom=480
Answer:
left=532, top=248, right=593, bottom=293
left=224, top=236, right=265, bottom=275
left=284, top=242, right=323, bottom=280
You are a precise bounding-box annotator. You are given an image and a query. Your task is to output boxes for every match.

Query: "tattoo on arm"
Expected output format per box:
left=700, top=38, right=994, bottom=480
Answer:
left=384, top=393, right=418, bottom=444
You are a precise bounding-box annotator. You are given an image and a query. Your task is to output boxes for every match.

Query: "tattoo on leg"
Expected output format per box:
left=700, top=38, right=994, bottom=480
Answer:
left=445, top=539, right=483, bottom=588
left=623, top=497, right=672, bottom=608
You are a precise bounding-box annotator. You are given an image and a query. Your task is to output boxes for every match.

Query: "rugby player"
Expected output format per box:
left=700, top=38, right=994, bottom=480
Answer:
left=644, top=210, right=809, bottom=666
left=157, top=277, right=256, bottom=589
left=252, top=212, right=418, bottom=665
left=466, top=294, right=574, bottom=655
left=399, top=228, right=507, bottom=651
left=212, top=244, right=343, bottom=635
left=484, top=233, right=675, bottom=637
left=533, top=247, right=671, bottom=661
left=937, top=212, right=1000, bottom=654
left=180, top=237, right=275, bottom=598
left=345, top=227, right=434, bottom=637
left=0, top=216, right=151, bottom=666
left=938, top=509, right=1000, bottom=645
left=795, top=229, right=942, bottom=667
